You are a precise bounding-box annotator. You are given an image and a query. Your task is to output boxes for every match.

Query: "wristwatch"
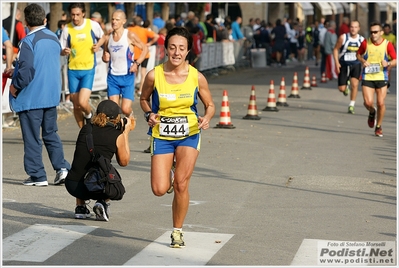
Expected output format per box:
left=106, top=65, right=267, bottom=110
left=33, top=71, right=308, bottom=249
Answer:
left=135, top=61, right=141, bottom=67
left=387, top=62, right=391, bottom=66
left=144, top=111, right=152, bottom=122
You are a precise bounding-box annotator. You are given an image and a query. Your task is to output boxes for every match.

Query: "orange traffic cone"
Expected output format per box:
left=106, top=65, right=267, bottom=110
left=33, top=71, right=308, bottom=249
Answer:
left=263, top=80, right=279, bottom=112
left=301, top=66, right=312, bottom=90
left=288, top=72, right=300, bottom=98
left=243, top=85, right=261, bottom=120
left=276, top=77, right=289, bottom=107
left=311, top=75, right=318, bottom=87
left=215, top=90, right=235, bottom=129
left=320, top=72, right=327, bottom=83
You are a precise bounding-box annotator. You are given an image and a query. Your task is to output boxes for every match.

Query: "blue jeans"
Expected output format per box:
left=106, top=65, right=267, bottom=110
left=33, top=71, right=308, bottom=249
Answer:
left=18, top=107, right=70, bottom=182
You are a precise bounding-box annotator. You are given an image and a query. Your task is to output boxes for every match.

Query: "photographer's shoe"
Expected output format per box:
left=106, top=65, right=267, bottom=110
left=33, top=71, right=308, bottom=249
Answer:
left=75, top=205, right=91, bottom=219
left=94, top=200, right=109, bottom=221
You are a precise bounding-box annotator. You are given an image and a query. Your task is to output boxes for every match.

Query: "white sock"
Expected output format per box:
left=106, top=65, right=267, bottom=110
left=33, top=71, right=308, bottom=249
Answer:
left=84, top=112, right=92, bottom=119
left=349, top=101, right=355, bottom=107
left=173, top=228, right=182, bottom=232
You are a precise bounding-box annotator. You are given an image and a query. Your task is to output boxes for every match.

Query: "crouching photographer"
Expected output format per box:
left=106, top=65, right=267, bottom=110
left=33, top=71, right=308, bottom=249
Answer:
left=65, top=100, right=132, bottom=221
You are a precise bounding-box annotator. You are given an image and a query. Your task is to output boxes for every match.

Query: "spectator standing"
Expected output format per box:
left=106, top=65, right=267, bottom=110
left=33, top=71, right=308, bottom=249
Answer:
left=152, top=12, right=165, bottom=33
left=312, top=21, right=320, bottom=66
left=55, top=20, right=67, bottom=39
left=356, top=21, right=397, bottom=137
left=9, top=3, right=70, bottom=186
left=319, top=20, right=328, bottom=75
left=2, top=27, right=14, bottom=74
left=254, top=20, right=272, bottom=66
left=176, top=13, right=185, bottom=27
left=231, top=16, right=245, bottom=41
left=284, top=17, right=292, bottom=61
left=3, top=7, right=27, bottom=55
left=305, top=24, right=314, bottom=61
left=188, top=26, right=202, bottom=67
left=297, top=24, right=306, bottom=64
left=91, top=11, right=106, bottom=33
left=339, top=17, right=350, bottom=36
left=288, top=22, right=299, bottom=61
left=184, top=11, right=196, bottom=31
left=324, top=20, right=338, bottom=80
left=60, top=3, right=107, bottom=128
left=271, top=18, right=287, bottom=67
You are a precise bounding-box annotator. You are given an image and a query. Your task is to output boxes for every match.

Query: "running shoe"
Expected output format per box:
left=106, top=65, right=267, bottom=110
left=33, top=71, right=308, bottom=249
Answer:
left=343, top=80, right=350, bottom=96
left=22, top=177, right=48, bottom=186
left=54, top=168, right=68, bottom=185
left=367, top=108, right=376, bottom=128
left=170, top=230, right=185, bottom=248
left=167, top=160, right=176, bottom=194
left=375, top=126, right=383, bottom=137
left=348, top=106, right=355, bottom=114
left=93, top=200, right=109, bottom=221
left=75, top=205, right=92, bottom=219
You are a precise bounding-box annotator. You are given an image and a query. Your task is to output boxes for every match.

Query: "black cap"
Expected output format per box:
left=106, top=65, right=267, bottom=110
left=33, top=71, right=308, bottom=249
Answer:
left=96, top=100, right=122, bottom=119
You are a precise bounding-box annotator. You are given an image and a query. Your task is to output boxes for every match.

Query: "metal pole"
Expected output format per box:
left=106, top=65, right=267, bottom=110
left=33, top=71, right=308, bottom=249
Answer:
left=9, top=2, right=18, bottom=46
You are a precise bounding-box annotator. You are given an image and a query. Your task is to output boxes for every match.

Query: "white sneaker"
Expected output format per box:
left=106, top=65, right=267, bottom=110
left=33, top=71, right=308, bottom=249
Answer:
left=23, top=177, right=48, bottom=186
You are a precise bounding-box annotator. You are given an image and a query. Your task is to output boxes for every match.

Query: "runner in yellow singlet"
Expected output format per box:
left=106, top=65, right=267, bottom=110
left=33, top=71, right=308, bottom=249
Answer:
left=140, top=27, right=215, bottom=248
left=356, top=21, right=397, bottom=137
left=60, top=3, right=106, bottom=128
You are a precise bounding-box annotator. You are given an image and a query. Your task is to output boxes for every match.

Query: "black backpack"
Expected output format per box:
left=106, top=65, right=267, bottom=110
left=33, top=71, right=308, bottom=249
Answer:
left=83, top=123, right=126, bottom=200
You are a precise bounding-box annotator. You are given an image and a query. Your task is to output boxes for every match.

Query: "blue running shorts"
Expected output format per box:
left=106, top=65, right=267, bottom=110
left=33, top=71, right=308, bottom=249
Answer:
left=67, top=68, right=95, bottom=93
left=107, top=73, right=135, bottom=101
left=151, top=133, right=201, bottom=155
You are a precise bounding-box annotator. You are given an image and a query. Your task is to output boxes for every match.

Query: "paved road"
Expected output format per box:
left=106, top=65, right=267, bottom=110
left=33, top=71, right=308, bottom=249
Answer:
left=2, top=62, right=397, bottom=266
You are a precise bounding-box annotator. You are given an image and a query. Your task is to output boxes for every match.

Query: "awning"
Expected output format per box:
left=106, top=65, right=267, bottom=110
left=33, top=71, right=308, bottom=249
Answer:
left=376, top=3, right=387, bottom=12
left=341, top=3, right=350, bottom=13
left=388, top=2, right=397, bottom=10
left=299, top=2, right=314, bottom=16
left=316, top=3, right=333, bottom=16
left=329, top=3, right=344, bottom=14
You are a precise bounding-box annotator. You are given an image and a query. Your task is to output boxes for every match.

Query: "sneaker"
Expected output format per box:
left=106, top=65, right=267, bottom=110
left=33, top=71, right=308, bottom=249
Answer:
left=143, top=146, right=151, bottom=153
left=367, top=108, right=376, bottom=128
left=348, top=106, right=355, bottom=114
left=84, top=113, right=92, bottom=125
left=170, top=230, right=185, bottom=248
left=54, top=168, right=68, bottom=185
left=343, top=81, right=350, bottom=96
left=375, top=126, right=383, bottom=137
left=93, top=200, right=109, bottom=221
left=75, top=205, right=92, bottom=219
left=167, top=161, right=176, bottom=194
left=22, top=177, right=48, bottom=186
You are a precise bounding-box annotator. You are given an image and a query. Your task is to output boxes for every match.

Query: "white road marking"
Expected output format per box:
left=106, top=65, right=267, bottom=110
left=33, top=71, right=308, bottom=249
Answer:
left=3, top=224, right=97, bottom=262
left=290, top=239, right=320, bottom=266
left=124, top=231, right=234, bottom=266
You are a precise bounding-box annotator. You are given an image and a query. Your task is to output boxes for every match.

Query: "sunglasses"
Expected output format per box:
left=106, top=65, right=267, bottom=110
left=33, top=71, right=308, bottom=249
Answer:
left=370, top=30, right=381, bottom=34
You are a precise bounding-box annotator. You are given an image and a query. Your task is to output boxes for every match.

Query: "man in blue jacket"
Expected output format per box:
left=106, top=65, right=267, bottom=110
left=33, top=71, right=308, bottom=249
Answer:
left=9, top=3, right=70, bottom=186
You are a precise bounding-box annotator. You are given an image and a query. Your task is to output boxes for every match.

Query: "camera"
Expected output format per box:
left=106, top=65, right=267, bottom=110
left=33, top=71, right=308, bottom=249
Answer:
left=116, top=117, right=128, bottom=131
